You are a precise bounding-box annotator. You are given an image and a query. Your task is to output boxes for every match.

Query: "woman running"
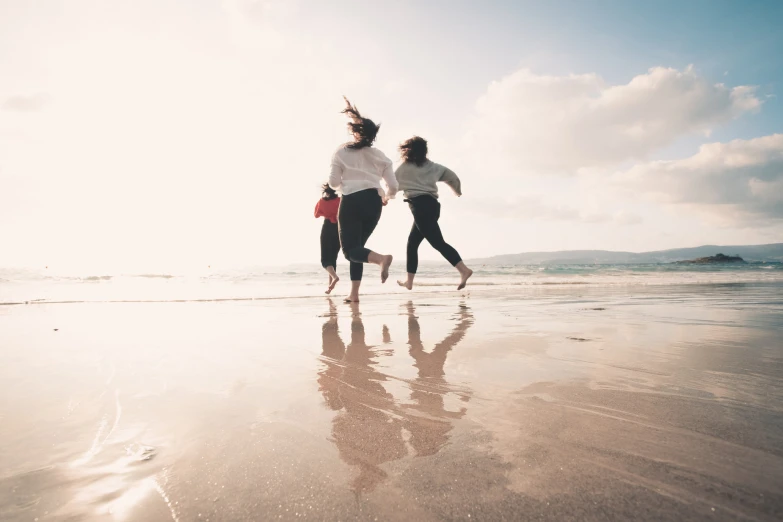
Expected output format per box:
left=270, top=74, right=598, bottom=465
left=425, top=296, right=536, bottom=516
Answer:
left=395, top=136, right=473, bottom=290
left=314, top=183, right=341, bottom=294
left=328, top=97, right=397, bottom=302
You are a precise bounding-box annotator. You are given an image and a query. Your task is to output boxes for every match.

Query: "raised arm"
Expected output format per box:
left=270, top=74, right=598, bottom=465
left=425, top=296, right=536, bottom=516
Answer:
left=439, top=166, right=462, bottom=196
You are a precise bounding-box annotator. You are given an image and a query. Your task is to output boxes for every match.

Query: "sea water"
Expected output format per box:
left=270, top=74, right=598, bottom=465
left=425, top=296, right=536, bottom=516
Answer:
left=2, top=263, right=782, bottom=304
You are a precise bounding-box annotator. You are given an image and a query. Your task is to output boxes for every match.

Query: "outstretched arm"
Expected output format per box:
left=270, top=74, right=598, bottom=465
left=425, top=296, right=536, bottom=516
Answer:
left=439, top=167, right=462, bottom=197
left=328, top=153, right=343, bottom=191
left=382, top=161, right=399, bottom=199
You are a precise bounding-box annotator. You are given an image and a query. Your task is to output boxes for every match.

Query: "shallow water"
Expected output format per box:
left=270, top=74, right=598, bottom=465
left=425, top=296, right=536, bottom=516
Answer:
left=1, top=282, right=782, bottom=520
left=2, top=263, right=782, bottom=304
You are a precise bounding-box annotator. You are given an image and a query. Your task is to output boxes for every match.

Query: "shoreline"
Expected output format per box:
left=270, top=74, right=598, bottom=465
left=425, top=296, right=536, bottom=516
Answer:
left=2, top=278, right=783, bottom=308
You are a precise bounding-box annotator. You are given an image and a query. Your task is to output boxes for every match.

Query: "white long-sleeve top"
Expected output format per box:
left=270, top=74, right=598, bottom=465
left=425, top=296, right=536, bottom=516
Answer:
left=328, top=144, right=399, bottom=199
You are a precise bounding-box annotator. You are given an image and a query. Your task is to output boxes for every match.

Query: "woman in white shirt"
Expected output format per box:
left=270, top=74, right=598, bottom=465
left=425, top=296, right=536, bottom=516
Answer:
left=328, top=97, right=398, bottom=302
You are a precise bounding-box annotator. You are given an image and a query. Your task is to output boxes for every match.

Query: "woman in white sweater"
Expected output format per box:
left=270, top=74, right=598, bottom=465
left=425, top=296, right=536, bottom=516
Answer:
left=395, top=136, right=472, bottom=290
left=328, top=97, right=398, bottom=302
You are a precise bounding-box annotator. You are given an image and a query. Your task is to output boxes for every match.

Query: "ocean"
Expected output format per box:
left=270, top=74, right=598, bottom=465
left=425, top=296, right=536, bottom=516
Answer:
left=2, top=262, right=782, bottom=305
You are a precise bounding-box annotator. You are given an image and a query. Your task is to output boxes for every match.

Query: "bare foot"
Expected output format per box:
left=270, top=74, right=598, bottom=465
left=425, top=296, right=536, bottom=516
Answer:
left=397, top=279, right=413, bottom=290
left=380, top=255, right=393, bottom=283
left=343, top=296, right=359, bottom=303
left=326, top=275, right=339, bottom=294
left=457, top=268, right=473, bottom=290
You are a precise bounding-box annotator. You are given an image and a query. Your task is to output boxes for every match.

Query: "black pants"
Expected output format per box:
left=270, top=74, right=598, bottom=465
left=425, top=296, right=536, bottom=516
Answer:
left=338, top=189, right=383, bottom=281
left=320, top=220, right=340, bottom=269
left=406, top=195, right=462, bottom=274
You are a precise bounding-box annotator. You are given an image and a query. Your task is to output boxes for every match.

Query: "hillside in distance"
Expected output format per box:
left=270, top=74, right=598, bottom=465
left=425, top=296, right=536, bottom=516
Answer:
left=470, top=243, right=783, bottom=265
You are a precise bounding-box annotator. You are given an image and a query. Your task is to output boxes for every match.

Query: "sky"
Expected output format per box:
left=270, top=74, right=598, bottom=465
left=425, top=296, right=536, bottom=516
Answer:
left=1, top=0, right=782, bottom=272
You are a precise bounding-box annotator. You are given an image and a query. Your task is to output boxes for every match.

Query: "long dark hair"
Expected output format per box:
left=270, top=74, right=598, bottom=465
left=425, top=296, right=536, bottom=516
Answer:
left=342, top=96, right=380, bottom=150
left=399, top=136, right=428, bottom=166
left=321, top=183, right=338, bottom=200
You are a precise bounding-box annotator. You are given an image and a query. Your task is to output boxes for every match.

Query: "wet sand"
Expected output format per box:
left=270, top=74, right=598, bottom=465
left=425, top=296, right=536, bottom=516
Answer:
left=1, top=283, right=782, bottom=521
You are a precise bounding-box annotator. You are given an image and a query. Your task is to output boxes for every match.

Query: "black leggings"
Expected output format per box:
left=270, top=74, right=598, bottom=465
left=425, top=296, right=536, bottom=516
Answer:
left=320, top=220, right=340, bottom=269
left=406, top=195, right=462, bottom=274
left=338, top=189, right=383, bottom=281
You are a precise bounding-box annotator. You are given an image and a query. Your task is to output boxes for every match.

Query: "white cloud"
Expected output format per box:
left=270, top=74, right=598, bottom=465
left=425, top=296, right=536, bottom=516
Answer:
left=465, top=196, right=642, bottom=226
left=468, top=66, right=761, bottom=173
left=616, top=133, right=783, bottom=225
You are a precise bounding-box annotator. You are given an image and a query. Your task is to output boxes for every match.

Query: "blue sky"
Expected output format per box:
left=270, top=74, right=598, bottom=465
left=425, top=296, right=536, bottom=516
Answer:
left=0, top=0, right=781, bottom=270
left=300, top=0, right=782, bottom=141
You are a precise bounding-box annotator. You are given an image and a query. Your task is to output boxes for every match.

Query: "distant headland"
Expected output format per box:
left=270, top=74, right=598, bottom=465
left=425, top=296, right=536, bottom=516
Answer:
left=469, top=243, right=783, bottom=265
left=674, top=253, right=746, bottom=264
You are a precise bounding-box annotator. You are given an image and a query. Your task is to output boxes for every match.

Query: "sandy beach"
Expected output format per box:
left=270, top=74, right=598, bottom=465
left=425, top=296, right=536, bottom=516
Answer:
left=1, top=281, right=782, bottom=521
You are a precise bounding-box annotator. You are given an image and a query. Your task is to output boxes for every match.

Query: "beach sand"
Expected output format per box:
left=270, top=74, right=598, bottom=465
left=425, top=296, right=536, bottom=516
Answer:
left=1, top=282, right=782, bottom=521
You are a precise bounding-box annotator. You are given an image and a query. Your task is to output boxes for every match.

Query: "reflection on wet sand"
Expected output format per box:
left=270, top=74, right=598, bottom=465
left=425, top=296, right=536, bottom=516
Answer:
left=403, top=301, right=472, bottom=457
left=320, top=300, right=405, bottom=493
left=318, top=299, right=473, bottom=493
left=3, top=283, right=783, bottom=520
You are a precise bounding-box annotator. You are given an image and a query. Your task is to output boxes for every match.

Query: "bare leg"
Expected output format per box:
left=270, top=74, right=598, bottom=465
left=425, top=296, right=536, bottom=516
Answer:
left=367, top=251, right=393, bottom=283
left=325, top=266, right=339, bottom=294
left=397, top=272, right=415, bottom=290
left=344, top=280, right=361, bottom=303
left=456, top=261, right=473, bottom=290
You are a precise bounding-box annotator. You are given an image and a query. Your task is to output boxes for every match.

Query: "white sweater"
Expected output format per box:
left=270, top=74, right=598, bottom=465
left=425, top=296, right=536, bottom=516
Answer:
left=328, top=144, right=399, bottom=199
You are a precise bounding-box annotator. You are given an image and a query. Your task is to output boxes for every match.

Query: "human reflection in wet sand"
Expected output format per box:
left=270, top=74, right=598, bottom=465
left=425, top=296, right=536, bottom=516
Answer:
left=318, top=299, right=346, bottom=410
left=403, top=301, right=474, bottom=456
left=318, top=299, right=474, bottom=494
left=319, top=299, right=406, bottom=493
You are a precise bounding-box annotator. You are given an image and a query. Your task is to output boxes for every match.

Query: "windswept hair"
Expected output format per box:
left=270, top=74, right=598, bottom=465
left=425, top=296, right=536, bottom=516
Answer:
left=399, top=136, right=428, bottom=166
left=342, top=96, right=380, bottom=150
left=321, top=182, right=338, bottom=200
